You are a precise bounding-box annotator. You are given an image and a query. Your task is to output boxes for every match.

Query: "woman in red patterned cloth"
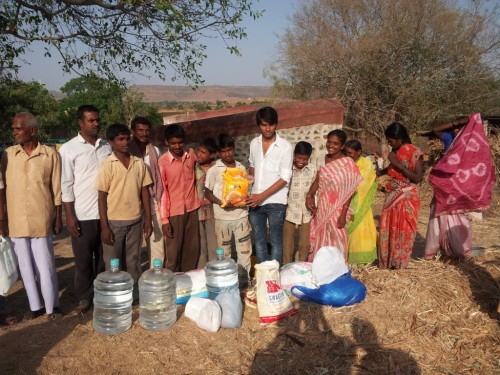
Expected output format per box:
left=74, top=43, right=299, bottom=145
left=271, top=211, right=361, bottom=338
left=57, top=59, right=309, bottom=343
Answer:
left=378, top=122, right=423, bottom=269
left=424, top=113, right=496, bottom=260
left=306, top=129, right=363, bottom=262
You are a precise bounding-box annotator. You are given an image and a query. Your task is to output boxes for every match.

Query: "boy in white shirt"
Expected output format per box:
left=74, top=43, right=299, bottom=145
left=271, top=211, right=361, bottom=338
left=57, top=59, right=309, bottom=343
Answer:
left=205, top=134, right=252, bottom=280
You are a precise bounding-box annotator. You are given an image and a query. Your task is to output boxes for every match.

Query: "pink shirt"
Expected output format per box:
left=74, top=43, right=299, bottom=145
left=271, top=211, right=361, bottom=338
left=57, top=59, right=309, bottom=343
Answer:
left=158, top=148, right=200, bottom=224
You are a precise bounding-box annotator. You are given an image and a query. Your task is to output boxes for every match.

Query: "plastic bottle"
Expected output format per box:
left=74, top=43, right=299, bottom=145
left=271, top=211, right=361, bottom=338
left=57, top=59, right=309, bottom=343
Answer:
left=93, top=258, right=134, bottom=335
left=205, top=248, right=242, bottom=328
left=139, top=258, right=177, bottom=331
left=205, top=248, right=239, bottom=299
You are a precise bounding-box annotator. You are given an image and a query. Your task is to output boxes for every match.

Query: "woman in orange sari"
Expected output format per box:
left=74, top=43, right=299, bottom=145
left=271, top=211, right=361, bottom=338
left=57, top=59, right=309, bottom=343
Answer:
left=378, top=123, right=423, bottom=269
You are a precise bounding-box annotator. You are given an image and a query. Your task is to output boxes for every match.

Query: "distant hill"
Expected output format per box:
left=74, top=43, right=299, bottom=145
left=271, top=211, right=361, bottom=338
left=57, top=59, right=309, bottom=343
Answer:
left=49, top=90, right=66, bottom=100
left=48, top=85, right=276, bottom=104
left=131, top=85, right=274, bottom=103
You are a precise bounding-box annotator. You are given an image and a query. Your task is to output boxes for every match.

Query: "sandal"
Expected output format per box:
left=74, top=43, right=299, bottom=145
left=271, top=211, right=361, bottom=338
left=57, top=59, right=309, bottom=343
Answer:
left=0, top=313, right=18, bottom=326
left=47, top=307, right=64, bottom=320
left=23, top=308, right=45, bottom=320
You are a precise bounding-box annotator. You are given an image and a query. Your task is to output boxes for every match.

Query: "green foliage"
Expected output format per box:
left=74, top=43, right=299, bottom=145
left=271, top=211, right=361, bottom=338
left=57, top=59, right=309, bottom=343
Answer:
left=215, top=100, right=230, bottom=109
left=0, top=78, right=58, bottom=143
left=0, top=0, right=262, bottom=86
left=58, top=75, right=126, bottom=136
left=58, top=75, right=163, bottom=136
left=192, top=101, right=212, bottom=112
left=272, top=0, right=500, bottom=140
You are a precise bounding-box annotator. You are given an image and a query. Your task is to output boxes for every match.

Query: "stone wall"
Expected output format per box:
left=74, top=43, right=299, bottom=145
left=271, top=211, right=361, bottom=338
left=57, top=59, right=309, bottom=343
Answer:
left=231, top=122, right=342, bottom=168
left=155, top=99, right=345, bottom=164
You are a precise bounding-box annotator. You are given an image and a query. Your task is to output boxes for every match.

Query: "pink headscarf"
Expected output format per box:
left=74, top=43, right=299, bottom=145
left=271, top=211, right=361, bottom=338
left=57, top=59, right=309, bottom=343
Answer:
left=430, top=113, right=495, bottom=215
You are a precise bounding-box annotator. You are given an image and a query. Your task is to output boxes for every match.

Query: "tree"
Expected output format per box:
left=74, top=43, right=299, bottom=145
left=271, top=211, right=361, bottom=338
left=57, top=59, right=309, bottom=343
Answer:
left=0, top=0, right=261, bottom=85
left=58, top=74, right=162, bottom=135
left=0, top=79, right=59, bottom=143
left=122, top=87, right=163, bottom=127
left=270, top=0, right=500, bottom=141
left=58, top=74, right=126, bottom=135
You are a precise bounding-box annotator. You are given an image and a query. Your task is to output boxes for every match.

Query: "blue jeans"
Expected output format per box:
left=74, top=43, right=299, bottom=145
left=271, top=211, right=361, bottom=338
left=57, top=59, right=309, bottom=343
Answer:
left=249, top=204, right=287, bottom=264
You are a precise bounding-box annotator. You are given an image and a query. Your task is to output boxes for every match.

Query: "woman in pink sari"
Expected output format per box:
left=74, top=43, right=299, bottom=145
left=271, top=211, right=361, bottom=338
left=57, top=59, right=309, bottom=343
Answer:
left=306, top=130, right=363, bottom=262
left=424, top=113, right=495, bottom=260
left=378, top=123, right=423, bottom=269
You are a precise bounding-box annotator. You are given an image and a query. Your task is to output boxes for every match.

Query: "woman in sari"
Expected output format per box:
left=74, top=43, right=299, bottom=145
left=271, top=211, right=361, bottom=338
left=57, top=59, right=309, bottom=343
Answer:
left=305, top=130, right=363, bottom=262
left=344, top=140, right=377, bottom=265
left=424, top=113, right=495, bottom=260
left=378, top=123, right=423, bottom=269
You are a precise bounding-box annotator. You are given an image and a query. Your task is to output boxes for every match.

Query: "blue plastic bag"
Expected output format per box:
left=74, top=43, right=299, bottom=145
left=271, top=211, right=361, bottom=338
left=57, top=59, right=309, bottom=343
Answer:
left=290, top=271, right=366, bottom=307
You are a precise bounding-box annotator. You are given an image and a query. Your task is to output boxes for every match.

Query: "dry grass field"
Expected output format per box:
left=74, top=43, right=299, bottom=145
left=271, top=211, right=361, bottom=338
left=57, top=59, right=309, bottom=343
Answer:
left=0, top=192, right=499, bottom=375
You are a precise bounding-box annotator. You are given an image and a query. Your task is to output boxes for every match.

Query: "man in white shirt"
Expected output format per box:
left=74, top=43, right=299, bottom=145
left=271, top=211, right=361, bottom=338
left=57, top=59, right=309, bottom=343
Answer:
left=59, top=105, right=111, bottom=314
left=246, top=106, right=293, bottom=264
left=128, top=116, right=164, bottom=267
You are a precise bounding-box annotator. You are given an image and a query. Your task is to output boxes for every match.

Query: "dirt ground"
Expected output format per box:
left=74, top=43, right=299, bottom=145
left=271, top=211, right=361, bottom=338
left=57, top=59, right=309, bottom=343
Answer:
left=0, top=191, right=499, bottom=375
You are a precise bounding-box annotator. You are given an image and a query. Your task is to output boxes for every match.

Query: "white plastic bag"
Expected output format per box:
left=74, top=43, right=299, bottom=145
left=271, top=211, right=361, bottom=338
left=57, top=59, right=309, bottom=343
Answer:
left=216, top=287, right=242, bottom=328
left=280, top=261, right=315, bottom=295
left=185, top=297, right=221, bottom=333
left=0, top=236, right=18, bottom=296
left=255, top=260, right=297, bottom=324
left=175, top=269, right=208, bottom=304
left=312, top=246, right=348, bottom=286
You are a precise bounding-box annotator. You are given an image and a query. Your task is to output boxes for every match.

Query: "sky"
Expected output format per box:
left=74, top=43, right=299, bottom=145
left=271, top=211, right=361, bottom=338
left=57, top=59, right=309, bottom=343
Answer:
left=17, top=1, right=299, bottom=91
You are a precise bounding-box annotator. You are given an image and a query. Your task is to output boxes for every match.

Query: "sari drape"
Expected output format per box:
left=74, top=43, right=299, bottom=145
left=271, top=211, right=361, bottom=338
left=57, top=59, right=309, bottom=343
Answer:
left=347, top=156, right=377, bottom=264
left=430, top=113, right=495, bottom=215
left=309, top=157, right=363, bottom=262
left=425, top=113, right=495, bottom=259
left=378, top=144, right=422, bottom=269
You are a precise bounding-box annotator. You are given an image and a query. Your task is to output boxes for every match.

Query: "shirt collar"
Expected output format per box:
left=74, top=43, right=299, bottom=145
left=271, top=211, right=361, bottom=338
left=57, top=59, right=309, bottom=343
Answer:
left=257, top=132, right=283, bottom=146
left=77, top=133, right=107, bottom=147
left=293, top=164, right=311, bottom=173
left=13, top=143, right=47, bottom=157
left=109, top=152, right=138, bottom=163
left=166, top=149, right=190, bottom=164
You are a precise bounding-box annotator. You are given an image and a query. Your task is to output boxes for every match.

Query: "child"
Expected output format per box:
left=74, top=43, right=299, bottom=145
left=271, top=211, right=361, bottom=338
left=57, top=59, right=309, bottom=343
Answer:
left=246, top=107, right=293, bottom=264
left=96, top=124, right=153, bottom=287
left=158, top=124, right=200, bottom=272
left=205, top=134, right=252, bottom=280
left=282, top=141, right=316, bottom=265
left=195, top=137, right=218, bottom=268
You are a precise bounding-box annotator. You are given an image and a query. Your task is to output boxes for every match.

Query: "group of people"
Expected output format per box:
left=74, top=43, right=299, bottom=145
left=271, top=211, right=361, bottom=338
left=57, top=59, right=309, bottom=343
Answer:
left=0, top=104, right=494, bottom=324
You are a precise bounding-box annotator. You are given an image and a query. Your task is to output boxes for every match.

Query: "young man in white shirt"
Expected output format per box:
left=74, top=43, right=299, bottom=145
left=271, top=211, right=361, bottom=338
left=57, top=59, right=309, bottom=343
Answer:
left=59, top=105, right=112, bottom=314
left=246, top=107, right=293, bottom=264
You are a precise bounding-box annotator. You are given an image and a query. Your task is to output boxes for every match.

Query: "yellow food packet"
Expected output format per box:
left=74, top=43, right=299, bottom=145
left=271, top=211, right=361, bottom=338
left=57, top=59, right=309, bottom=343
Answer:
left=221, top=168, right=249, bottom=208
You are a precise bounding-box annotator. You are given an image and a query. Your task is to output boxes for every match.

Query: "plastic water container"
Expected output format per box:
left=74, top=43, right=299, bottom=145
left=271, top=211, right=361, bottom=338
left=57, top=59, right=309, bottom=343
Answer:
left=205, top=248, right=242, bottom=328
left=139, top=258, right=177, bottom=331
left=93, top=258, right=133, bottom=335
left=205, top=248, right=239, bottom=299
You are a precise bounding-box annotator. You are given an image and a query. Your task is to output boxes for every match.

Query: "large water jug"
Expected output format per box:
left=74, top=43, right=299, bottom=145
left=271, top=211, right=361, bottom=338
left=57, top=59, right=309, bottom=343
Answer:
left=93, top=258, right=133, bottom=335
left=139, top=258, right=177, bottom=331
left=205, top=248, right=242, bottom=328
left=205, top=248, right=239, bottom=299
